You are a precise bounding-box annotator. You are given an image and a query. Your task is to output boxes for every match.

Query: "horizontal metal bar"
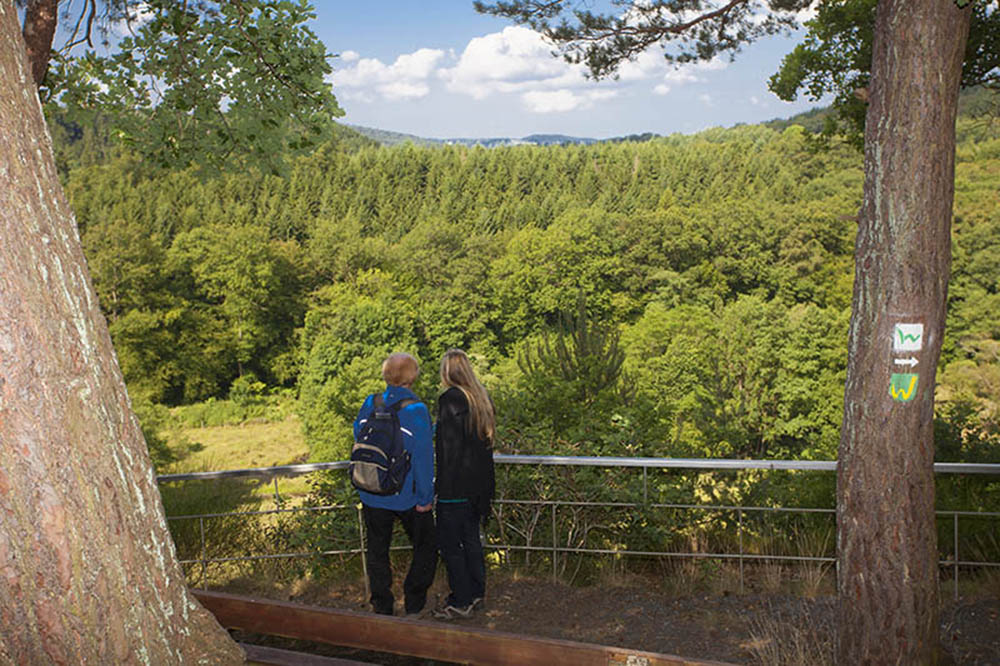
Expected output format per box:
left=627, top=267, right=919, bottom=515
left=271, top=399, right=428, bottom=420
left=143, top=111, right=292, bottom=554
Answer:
left=156, top=455, right=1000, bottom=483
left=490, top=543, right=837, bottom=564
left=495, top=499, right=838, bottom=514
left=160, top=461, right=348, bottom=482
left=180, top=545, right=410, bottom=567
left=165, top=500, right=997, bottom=523
left=497, top=455, right=839, bottom=471
left=184, top=543, right=1000, bottom=571
left=167, top=503, right=354, bottom=521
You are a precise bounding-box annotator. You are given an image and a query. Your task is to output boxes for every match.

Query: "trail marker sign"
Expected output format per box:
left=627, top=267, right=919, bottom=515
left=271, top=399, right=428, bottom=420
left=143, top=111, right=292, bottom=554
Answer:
left=893, top=323, right=924, bottom=352
left=890, top=373, right=919, bottom=403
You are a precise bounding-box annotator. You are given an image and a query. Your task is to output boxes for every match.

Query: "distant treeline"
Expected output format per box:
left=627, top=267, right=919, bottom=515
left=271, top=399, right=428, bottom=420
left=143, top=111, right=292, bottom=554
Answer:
left=59, top=113, right=1000, bottom=469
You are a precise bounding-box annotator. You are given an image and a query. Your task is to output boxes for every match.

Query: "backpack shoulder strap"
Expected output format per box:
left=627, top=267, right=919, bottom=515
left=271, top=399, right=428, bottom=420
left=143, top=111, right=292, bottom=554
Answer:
left=372, top=393, right=385, bottom=408
left=391, top=398, right=417, bottom=412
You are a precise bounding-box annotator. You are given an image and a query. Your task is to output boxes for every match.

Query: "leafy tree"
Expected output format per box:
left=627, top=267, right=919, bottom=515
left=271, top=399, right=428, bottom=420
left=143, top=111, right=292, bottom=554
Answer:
left=487, top=208, right=629, bottom=346
left=22, top=0, right=342, bottom=172
left=297, top=273, right=425, bottom=461
left=769, top=0, right=1000, bottom=147
left=509, top=297, right=635, bottom=453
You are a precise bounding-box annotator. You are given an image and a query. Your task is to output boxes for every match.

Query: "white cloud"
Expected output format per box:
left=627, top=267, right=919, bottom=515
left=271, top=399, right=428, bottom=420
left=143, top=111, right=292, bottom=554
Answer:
left=522, top=90, right=581, bottom=113
left=793, top=5, right=819, bottom=23
left=331, top=25, right=728, bottom=113
left=439, top=26, right=586, bottom=100
left=439, top=25, right=726, bottom=112
left=522, top=89, right=618, bottom=113
left=651, top=57, right=725, bottom=96
left=331, top=48, right=446, bottom=101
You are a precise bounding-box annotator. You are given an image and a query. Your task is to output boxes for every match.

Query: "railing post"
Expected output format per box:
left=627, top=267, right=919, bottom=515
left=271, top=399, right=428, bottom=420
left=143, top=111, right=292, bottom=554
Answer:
left=643, top=466, right=648, bottom=506
left=953, top=512, right=959, bottom=603
left=273, top=478, right=280, bottom=504
left=551, top=503, right=557, bottom=582
left=199, top=516, right=207, bottom=586
left=738, top=508, right=744, bottom=595
left=358, top=504, right=369, bottom=601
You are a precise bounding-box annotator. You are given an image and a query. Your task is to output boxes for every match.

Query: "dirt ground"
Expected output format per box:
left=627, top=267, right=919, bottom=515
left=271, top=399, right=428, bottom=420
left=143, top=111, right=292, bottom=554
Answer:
left=229, top=570, right=1000, bottom=665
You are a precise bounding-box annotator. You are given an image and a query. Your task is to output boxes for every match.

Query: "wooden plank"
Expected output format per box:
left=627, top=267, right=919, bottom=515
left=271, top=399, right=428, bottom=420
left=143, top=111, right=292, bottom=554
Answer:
left=195, top=590, right=733, bottom=666
left=241, top=643, right=374, bottom=666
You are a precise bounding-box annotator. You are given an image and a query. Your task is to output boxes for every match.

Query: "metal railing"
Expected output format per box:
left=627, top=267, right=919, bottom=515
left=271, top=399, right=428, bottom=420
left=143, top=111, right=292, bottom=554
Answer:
left=157, top=456, right=1000, bottom=599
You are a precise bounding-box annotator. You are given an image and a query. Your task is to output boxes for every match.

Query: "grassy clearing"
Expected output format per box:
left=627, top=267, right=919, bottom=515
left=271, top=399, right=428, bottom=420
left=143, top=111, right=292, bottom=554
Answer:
left=160, top=415, right=314, bottom=499
left=163, top=415, right=308, bottom=472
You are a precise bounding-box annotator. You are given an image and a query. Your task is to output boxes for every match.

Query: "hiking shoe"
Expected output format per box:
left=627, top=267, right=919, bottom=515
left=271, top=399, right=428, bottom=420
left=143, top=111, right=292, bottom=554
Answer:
left=405, top=605, right=429, bottom=619
left=432, top=602, right=474, bottom=620
left=471, top=597, right=484, bottom=611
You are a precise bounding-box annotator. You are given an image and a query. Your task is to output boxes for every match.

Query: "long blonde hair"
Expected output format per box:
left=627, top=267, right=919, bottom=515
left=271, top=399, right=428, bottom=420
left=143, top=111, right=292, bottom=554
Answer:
left=440, top=349, right=494, bottom=443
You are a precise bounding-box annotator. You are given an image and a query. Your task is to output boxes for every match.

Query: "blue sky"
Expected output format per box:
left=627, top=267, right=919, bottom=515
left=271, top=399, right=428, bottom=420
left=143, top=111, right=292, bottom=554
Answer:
left=312, top=1, right=828, bottom=140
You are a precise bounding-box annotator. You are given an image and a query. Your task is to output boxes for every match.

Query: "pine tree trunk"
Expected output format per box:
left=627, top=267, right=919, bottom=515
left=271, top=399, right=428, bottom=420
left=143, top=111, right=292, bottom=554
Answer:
left=0, top=4, right=243, bottom=663
left=837, top=1, right=970, bottom=663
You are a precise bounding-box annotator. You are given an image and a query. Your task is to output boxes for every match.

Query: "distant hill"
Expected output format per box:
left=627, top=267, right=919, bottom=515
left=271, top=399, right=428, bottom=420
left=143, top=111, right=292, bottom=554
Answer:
left=762, top=106, right=832, bottom=134
left=347, top=125, right=608, bottom=148
left=344, top=125, right=442, bottom=147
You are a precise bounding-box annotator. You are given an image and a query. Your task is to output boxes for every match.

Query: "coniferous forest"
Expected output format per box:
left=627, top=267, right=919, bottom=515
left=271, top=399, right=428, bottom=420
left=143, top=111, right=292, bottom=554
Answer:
left=56, top=109, right=1000, bottom=478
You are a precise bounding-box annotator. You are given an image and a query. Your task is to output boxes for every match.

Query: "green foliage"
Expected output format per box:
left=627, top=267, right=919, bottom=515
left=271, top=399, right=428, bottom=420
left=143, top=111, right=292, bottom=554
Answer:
left=508, top=297, right=634, bottom=451
left=59, top=112, right=1000, bottom=474
left=474, top=1, right=811, bottom=79
left=769, top=0, right=1000, bottom=147
left=285, top=472, right=366, bottom=581
left=297, top=274, right=423, bottom=461
left=132, top=396, right=178, bottom=471
left=170, top=388, right=299, bottom=429
left=622, top=297, right=848, bottom=460
left=158, top=476, right=297, bottom=585
left=50, top=0, right=342, bottom=173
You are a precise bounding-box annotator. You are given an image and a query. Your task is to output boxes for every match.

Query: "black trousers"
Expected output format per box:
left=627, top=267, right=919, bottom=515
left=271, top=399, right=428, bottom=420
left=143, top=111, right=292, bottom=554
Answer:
left=362, top=505, right=437, bottom=615
left=436, top=501, right=486, bottom=608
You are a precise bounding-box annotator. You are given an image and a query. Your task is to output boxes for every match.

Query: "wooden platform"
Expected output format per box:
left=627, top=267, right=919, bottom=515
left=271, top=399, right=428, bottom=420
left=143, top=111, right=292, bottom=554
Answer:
left=242, top=643, right=374, bottom=665
left=195, top=590, right=733, bottom=666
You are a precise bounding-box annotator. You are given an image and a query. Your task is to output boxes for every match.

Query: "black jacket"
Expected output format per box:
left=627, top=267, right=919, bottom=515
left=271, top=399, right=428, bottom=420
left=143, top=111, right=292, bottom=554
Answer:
left=435, top=387, right=495, bottom=519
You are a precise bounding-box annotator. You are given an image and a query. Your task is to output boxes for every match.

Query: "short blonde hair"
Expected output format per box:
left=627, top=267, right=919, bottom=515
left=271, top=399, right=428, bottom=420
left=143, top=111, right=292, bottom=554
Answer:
left=382, top=352, right=419, bottom=387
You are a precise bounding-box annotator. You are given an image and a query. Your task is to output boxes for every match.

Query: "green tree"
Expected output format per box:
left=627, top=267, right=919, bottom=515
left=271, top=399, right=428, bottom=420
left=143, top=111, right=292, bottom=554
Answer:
left=23, top=0, right=342, bottom=172
left=167, top=223, right=301, bottom=386
left=297, top=273, right=424, bottom=461
left=769, top=0, right=1000, bottom=147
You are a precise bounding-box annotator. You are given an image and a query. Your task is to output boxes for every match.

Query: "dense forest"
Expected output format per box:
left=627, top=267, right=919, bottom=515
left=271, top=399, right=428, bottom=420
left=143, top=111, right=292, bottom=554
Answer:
left=55, top=105, right=1000, bottom=471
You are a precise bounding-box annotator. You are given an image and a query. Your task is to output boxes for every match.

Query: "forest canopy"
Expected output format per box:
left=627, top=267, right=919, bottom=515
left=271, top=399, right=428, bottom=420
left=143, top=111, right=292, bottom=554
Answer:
left=56, top=102, right=1000, bottom=467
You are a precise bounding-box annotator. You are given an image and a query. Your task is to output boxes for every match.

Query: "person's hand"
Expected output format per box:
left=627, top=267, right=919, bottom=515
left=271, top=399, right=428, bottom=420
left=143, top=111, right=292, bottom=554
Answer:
left=415, top=503, right=432, bottom=513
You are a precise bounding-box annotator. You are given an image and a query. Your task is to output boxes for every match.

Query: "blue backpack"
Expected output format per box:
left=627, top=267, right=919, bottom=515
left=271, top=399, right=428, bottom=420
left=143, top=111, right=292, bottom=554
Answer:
left=349, top=394, right=415, bottom=495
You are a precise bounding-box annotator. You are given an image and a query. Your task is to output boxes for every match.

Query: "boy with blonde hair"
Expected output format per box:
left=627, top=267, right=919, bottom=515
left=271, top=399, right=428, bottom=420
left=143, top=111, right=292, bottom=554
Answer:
left=353, top=352, right=436, bottom=615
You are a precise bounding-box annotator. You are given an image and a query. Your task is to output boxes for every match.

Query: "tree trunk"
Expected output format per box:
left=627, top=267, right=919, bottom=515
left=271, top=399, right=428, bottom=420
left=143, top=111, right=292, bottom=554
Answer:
left=20, top=0, right=58, bottom=87
left=0, top=4, right=243, bottom=663
left=837, top=1, right=970, bottom=664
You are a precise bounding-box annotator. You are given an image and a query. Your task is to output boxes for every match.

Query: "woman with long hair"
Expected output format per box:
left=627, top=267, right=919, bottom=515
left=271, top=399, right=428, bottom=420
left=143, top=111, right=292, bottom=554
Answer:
left=431, top=349, right=496, bottom=619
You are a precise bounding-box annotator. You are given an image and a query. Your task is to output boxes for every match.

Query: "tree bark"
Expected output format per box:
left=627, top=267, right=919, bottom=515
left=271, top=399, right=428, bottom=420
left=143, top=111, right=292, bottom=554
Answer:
left=20, top=0, right=58, bottom=87
left=837, top=1, right=971, bottom=664
left=0, top=3, right=243, bottom=663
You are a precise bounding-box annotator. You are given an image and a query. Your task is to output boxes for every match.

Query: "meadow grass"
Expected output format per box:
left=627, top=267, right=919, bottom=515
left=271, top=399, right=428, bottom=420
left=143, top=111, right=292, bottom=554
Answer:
left=161, top=414, right=314, bottom=499
left=167, top=415, right=307, bottom=469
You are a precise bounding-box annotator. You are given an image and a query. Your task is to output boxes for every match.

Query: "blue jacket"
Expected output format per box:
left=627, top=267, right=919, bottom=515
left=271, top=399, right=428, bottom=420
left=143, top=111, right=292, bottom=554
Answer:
left=353, top=385, right=434, bottom=511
